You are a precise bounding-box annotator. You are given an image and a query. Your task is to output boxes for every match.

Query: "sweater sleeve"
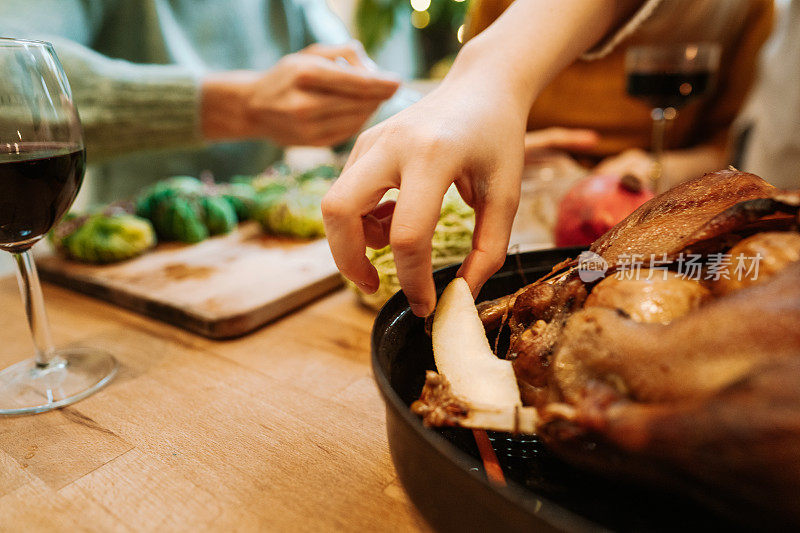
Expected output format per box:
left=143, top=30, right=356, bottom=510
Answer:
left=51, top=37, right=204, bottom=162
left=0, top=0, right=203, bottom=161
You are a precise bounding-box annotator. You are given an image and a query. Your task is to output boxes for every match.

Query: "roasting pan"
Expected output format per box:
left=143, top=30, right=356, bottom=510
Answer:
left=371, top=248, right=742, bottom=532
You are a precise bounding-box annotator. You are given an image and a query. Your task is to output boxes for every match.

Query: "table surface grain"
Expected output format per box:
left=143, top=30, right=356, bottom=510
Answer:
left=0, top=276, right=430, bottom=532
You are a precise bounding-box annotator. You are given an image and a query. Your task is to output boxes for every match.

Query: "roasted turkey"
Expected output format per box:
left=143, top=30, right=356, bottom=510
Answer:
left=413, top=170, right=800, bottom=527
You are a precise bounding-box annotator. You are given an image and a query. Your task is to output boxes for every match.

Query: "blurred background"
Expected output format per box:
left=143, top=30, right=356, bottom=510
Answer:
left=329, top=0, right=468, bottom=79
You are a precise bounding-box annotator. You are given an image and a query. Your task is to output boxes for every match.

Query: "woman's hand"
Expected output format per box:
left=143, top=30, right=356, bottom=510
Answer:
left=322, top=59, right=531, bottom=317
left=300, top=40, right=380, bottom=70
left=594, top=145, right=727, bottom=190
left=322, top=0, right=643, bottom=316
left=201, top=42, right=399, bottom=146
left=593, top=148, right=655, bottom=183
left=524, top=127, right=598, bottom=165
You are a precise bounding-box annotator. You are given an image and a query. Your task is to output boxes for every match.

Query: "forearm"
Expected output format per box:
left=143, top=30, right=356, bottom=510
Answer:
left=200, top=71, right=260, bottom=141
left=444, top=0, right=644, bottom=110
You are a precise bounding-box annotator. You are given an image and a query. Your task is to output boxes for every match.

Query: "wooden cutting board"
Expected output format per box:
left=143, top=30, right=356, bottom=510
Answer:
left=36, top=222, right=343, bottom=338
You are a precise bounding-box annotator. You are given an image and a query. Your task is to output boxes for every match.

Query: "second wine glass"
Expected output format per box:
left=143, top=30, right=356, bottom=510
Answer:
left=625, top=43, right=721, bottom=192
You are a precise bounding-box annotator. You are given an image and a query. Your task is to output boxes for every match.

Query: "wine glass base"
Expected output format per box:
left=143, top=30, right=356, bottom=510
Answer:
left=0, top=348, right=117, bottom=416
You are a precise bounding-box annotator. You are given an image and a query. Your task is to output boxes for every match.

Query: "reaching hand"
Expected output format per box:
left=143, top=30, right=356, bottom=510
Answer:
left=322, top=71, right=529, bottom=317
left=321, top=0, right=645, bottom=316
left=201, top=42, right=400, bottom=146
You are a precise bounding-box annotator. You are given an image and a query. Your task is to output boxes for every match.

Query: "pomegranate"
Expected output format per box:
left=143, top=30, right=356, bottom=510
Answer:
left=554, top=173, right=654, bottom=246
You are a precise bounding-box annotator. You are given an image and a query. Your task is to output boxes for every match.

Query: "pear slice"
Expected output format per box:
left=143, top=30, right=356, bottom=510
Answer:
left=432, top=277, right=523, bottom=412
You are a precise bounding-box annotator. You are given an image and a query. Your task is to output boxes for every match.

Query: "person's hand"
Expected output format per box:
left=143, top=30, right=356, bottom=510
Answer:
left=524, top=127, right=598, bottom=164
left=300, top=41, right=380, bottom=70
left=593, top=148, right=655, bottom=184
left=595, top=145, right=728, bottom=191
left=201, top=42, right=400, bottom=146
left=322, top=67, right=530, bottom=317
left=321, top=0, right=646, bottom=317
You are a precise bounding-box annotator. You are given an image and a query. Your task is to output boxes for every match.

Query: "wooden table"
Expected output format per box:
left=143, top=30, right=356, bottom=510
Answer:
left=0, top=276, right=430, bottom=532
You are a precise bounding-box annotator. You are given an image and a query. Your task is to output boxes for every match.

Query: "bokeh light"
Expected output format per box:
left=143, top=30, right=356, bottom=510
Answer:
left=410, top=0, right=431, bottom=12
left=410, top=9, right=431, bottom=29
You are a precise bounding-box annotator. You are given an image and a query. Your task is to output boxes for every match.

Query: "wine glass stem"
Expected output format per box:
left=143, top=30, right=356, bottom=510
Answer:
left=650, top=110, right=667, bottom=192
left=13, top=250, right=55, bottom=368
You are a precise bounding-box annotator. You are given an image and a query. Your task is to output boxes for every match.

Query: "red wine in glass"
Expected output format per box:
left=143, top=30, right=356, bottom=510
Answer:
left=0, top=38, right=116, bottom=416
left=624, top=43, right=721, bottom=192
left=0, top=143, right=84, bottom=249
left=626, top=70, right=713, bottom=110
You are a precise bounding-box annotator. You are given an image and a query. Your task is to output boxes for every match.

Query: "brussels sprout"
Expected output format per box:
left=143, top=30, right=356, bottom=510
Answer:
left=253, top=178, right=330, bottom=239
left=218, top=182, right=258, bottom=221
left=136, top=176, right=237, bottom=243
left=53, top=213, right=156, bottom=264
left=202, top=196, right=238, bottom=235
left=259, top=195, right=325, bottom=238
left=153, top=195, right=208, bottom=243
left=248, top=165, right=339, bottom=239
left=136, top=176, right=204, bottom=219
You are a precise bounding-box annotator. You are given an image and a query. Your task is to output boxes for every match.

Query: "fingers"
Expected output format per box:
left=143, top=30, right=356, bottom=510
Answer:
left=457, top=172, right=520, bottom=298
left=308, top=112, right=374, bottom=146
left=305, top=92, right=384, bottom=120
left=302, top=41, right=378, bottom=71
left=524, top=127, right=599, bottom=151
left=295, top=56, right=400, bottom=99
left=343, top=127, right=380, bottom=172
left=594, top=149, right=653, bottom=182
left=390, top=169, right=453, bottom=317
left=322, top=152, right=398, bottom=292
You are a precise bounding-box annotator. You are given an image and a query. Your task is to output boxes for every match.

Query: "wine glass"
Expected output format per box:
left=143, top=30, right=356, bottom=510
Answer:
left=0, top=38, right=117, bottom=415
left=625, top=43, right=721, bottom=192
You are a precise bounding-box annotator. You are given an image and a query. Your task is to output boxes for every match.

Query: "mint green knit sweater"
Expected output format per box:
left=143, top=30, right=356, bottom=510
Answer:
left=0, top=0, right=351, bottom=200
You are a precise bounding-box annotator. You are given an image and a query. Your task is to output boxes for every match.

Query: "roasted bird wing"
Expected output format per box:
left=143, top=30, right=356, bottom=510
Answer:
left=591, top=169, right=793, bottom=265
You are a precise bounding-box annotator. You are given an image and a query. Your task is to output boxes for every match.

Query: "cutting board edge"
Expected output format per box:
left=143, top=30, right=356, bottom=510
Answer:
left=38, top=266, right=344, bottom=339
left=204, top=273, right=344, bottom=339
